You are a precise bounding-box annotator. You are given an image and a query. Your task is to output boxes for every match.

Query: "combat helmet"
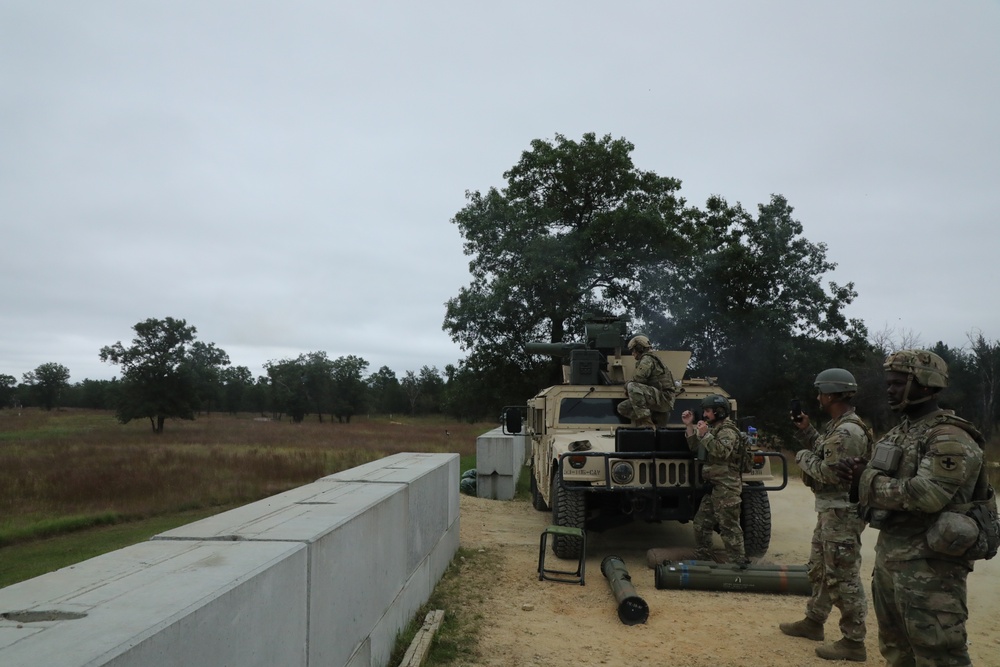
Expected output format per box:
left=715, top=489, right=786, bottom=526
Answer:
left=814, top=368, right=858, bottom=395
left=700, top=393, right=731, bottom=420
left=627, top=335, right=651, bottom=352
left=883, top=349, right=948, bottom=411
left=883, top=349, right=949, bottom=389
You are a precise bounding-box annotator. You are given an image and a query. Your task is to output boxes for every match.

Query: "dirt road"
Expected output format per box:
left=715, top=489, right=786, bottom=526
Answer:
left=457, top=478, right=1000, bottom=667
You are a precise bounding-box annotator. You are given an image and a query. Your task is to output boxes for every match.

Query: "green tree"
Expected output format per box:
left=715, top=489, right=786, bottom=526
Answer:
left=416, top=366, right=445, bottom=414
left=99, top=317, right=229, bottom=433
left=367, top=365, right=405, bottom=415
left=444, top=132, right=691, bottom=390
left=64, top=378, right=119, bottom=409
left=264, top=358, right=310, bottom=422
left=401, top=371, right=420, bottom=415
left=220, top=365, right=254, bottom=414
left=966, top=331, right=1000, bottom=439
left=331, top=355, right=369, bottom=422
left=301, top=352, right=336, bottom=422
left=22, top=362, right=71, bottom=410
left=188, top=341, right=231, bottom=414
left=0, top=374, right=17, bottom=409
left=651, top=195, right=868, bottom=433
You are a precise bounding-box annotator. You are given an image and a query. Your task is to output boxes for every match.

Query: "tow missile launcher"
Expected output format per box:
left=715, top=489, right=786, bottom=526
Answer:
left=505, top=314, right=787, bottom=562
left=654, top=560, right=811, bottom=596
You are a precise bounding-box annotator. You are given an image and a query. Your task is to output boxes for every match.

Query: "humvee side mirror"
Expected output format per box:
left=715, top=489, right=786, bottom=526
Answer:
left=503, top=407, right=523, bottom=434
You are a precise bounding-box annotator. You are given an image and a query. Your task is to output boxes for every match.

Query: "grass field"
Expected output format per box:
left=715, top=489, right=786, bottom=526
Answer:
left=0, top=407, right=490, bottom=588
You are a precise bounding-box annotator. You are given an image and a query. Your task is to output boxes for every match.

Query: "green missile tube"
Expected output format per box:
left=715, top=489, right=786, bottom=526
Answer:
left=654, top=560, right=811, bottom=596
left=601, top=555, right=649, bottom=625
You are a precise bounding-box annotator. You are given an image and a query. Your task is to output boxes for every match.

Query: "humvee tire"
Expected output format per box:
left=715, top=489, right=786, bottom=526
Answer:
left=551, top=475, right=585, bottom=559
left=530, top=469, right=549, bottom=511
left=741, top=482, right=772, bottom=559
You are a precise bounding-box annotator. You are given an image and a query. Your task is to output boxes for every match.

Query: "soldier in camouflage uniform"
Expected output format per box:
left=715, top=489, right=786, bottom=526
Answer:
left=682, top=394, right=747, bottom=565
left=838, top=350, right=984, bottom=667
left=779, top=368, right=873, bottom=662
left=617, top=335, right=676, bottom=428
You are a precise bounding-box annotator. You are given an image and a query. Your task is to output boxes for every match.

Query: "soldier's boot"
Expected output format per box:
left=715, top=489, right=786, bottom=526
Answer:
left=634, top=416, right=655, bottom=429
left=815, top=638, right=866, bottom=662
left=778, top=617, right=824, bottom=641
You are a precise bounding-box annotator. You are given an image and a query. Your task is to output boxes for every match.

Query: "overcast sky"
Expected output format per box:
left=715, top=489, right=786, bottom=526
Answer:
left=2, top=1, right=998, bottom=384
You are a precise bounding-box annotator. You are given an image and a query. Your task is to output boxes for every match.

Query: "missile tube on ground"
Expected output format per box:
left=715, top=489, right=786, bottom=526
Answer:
left=653, top=560, right=811, bottom=596
left=600, top=555, right=649, bottom=625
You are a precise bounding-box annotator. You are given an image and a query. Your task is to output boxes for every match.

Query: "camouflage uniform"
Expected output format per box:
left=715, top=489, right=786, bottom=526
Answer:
left=617, top=351, right=675, bottom=423
left=858, top=410, right=983, bottom=667
left=687, top=418, right=745, bottom=562
left=795, top=410, right=873, bottom=644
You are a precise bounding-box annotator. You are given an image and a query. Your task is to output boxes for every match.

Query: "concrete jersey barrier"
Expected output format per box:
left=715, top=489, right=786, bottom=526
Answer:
left=0, top=452, right=459, bottom=667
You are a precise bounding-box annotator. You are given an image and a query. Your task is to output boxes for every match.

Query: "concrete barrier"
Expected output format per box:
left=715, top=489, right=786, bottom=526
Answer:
left=0, top=452, right=459, bottom=667
left=475, top=427, right=527, bottom=500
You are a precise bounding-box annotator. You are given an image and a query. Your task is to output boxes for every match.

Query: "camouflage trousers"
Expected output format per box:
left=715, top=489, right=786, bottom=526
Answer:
left=804, top=508, right=867, bottom=642
left=872, top=555, right=970, bottom=667
left=692, top=483, right=745, bottom=563
left=617, top=383, right=672, bottom=422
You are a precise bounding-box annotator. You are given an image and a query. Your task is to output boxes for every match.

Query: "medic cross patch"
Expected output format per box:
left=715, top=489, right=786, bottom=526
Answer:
left=932, top=453, right=965, bottom=478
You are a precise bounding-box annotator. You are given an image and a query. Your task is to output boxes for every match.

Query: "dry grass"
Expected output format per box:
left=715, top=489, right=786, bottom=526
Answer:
left=0, top=408, right=486, bottom=546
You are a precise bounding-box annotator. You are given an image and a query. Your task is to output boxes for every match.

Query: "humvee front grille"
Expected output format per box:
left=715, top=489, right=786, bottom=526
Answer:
left=635, top=460, right=694, bottom=486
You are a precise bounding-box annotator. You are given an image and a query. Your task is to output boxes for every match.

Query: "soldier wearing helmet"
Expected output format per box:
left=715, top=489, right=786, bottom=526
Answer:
left=837, top=350, right=985, bottom=667
left=779, top=368, right=873, bottom=662
left=616, top=334, right=676, bottom=428
left=681, top=393, right=747, bottom=565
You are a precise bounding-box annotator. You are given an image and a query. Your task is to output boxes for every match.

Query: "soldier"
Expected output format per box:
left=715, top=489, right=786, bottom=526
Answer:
left=837, top=350, right=985, bottom=667
left=682, top=394, right=747, bottom=565
left=779, top=368, right=873, bottom=662
left=617, top=335, right=676, bottom=428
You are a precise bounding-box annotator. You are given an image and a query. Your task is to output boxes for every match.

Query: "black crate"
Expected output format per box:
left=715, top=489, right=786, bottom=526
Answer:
left=569, top=349, right=603, bottom=385
left=655, top=429, right=690, bottom=455
left=616, top=427, right=656, bottom=453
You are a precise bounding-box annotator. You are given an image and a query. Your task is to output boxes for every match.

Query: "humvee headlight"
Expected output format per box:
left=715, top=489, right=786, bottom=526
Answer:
left=567, top=455, right=588, bottom=469
left=611, top=461, right=635, bottom=484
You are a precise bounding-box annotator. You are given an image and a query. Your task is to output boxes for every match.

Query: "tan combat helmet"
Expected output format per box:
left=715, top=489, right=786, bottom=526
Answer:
left=627, top=335, right=651, bottom=352
left=883, top=349, right=949, bottom=410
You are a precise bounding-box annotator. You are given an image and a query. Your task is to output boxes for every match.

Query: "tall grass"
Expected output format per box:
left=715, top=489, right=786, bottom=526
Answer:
left=0, top=408, right=486, bottom=547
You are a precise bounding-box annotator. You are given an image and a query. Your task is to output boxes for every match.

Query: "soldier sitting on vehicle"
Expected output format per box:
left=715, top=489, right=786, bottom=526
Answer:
left=616, top=335, right=676, bottom=428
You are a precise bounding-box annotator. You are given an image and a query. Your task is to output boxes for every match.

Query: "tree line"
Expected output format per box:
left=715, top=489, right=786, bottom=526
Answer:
left=3, top=133, right=999, bottom=441
left=1, top=318, right=453, bottom=433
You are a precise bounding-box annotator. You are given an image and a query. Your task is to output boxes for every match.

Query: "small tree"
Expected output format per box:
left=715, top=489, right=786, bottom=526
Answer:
left=99, top=317, right=229, bottom=433
left=0, top=374, right=18, bottom=409
left=22, top=362, right=71, bottom=410
left=331, top=355, right=369, bottom=423
left=367, top=365, right=405, bottom=415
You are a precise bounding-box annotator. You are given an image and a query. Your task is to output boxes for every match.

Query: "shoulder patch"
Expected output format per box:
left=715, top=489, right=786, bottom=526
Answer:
left=929, top=440, right=970, bottom=480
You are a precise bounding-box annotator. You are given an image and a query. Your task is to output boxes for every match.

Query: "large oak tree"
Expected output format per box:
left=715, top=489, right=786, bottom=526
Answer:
left=444, top=132, right=691, bottom=389
left=100, top=317, right=229, bottom=433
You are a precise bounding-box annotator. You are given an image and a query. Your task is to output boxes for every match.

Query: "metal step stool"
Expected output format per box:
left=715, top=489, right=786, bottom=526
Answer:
left=538, top=525, right=586, bottom=585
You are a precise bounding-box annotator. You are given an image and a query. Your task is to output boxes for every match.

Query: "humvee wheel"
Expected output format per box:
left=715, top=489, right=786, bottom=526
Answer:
left=530, top=469, right=549, bottom=511
left=551, top=474, right=585, bottom=559
left=741, top=483, right=772, bottom=558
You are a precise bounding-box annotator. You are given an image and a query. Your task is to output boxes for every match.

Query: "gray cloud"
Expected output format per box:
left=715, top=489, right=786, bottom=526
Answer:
left=2, top=1, right=998, bottom=383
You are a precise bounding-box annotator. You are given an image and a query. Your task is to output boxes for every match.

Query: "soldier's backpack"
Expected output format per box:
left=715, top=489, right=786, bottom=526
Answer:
left=964, top=465, right=1000, bottom=561
left=933, top=413, right=1000, bottom=561
left=721, top=423, right=755, bottom=474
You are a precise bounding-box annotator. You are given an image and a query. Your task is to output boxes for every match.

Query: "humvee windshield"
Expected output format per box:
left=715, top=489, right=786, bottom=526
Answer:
left=558, top=398, right=629, bottom=425
left=557, top=397, right=721, bottom=426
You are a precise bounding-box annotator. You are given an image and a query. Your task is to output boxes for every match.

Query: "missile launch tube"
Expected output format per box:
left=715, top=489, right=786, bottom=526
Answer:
left=600, top=555, right=649, bottom=625
left=654, top=560, right=811, bottom=596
